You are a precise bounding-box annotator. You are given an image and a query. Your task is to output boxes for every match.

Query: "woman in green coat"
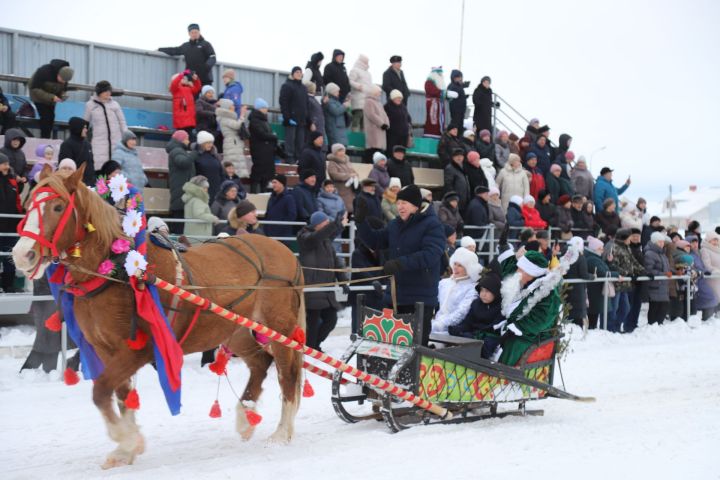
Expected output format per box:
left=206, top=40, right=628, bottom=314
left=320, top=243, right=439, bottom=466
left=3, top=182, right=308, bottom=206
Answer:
left=182, top=175, right=218, bottom=237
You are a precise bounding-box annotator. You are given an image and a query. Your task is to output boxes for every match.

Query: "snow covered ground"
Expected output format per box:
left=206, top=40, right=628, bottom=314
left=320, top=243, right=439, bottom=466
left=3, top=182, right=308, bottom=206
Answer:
left=1, top=316, right=718, bottom=480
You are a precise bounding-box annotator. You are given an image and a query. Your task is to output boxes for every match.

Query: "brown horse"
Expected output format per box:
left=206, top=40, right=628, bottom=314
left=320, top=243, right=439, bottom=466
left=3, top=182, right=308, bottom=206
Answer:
left=12, top=166, right=305, bottom=468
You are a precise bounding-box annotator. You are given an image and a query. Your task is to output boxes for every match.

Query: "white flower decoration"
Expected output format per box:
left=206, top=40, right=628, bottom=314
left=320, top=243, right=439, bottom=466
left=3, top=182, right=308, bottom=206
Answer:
left=108, top=174, right=130, bottom=203
left=124, top=250, right=148, bottom=277
left=122, top=209, right=143, bottom=238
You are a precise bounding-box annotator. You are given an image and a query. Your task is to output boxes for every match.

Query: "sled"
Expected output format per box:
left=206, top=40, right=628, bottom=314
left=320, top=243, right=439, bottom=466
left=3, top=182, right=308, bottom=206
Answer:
left=331, top=295, right=592, bottom=432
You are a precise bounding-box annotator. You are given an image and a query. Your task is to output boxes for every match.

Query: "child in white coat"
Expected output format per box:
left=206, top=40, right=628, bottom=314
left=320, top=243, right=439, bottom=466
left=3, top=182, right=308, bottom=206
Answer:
left=432, top=247, right=482, bottom=334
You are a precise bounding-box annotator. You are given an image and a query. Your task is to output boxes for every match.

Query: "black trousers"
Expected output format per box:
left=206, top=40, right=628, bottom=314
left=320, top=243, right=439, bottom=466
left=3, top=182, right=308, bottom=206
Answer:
left=35, top=103, right=56, bottom=138
left=396, top=303, right=435, bottom=346
left=0, top=109, right=17, bottom=134
left=0, top=236, right=16, bottom=290
left=306, top=307, right=338, bottom=350
left=169, top=209, right=184, bottom=235
left=648, top=301, right=669, bottom=325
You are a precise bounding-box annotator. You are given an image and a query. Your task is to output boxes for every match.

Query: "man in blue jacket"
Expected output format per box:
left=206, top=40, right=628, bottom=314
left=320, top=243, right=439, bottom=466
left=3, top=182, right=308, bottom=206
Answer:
left=264, top=174, right=297, bottom=244
left=594, top=167, right=630, bottom=213
left=356, top=184, right=446, bottom=345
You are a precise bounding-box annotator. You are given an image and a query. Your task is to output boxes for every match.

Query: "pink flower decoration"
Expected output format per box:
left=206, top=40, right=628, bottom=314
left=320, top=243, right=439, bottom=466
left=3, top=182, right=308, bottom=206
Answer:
left=96, top=179, right=109, bottom=195
left=127, top=197, right=137, bottom=210
left=97, top=259, right=114, bottom=275
left=111, top=238, right=131, bottom=254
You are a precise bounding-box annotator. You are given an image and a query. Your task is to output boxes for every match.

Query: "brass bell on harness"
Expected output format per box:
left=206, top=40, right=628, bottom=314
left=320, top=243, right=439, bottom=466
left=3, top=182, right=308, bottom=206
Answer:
left=84, top=222, right=96, bottom=233
left=70, top=243, right=82, bottom=258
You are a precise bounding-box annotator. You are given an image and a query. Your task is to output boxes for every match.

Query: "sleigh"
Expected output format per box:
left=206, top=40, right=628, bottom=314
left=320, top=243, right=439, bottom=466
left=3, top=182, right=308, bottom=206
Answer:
left=331, top=295, right=591, bottom=432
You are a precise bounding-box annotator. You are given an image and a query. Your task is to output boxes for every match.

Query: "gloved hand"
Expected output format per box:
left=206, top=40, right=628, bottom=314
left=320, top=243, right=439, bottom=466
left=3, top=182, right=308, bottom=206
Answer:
left=289, top=119, right=298, bottom=126
left=341, top=284, right=351, bottom=295
left=501, top=323, right=522, bottom=342
left=446, top=90, right=459, bottom=99
left=381, top=124, right=389, bottom=130
left=494, top=101, right=501, bottom=108
left=383, top=259, right=403, bottom=275
left=492, top=320, right=507, bottom=331
left=372, top=280, right=384, bottom=296
left=463, top=81, right=471, bottom=88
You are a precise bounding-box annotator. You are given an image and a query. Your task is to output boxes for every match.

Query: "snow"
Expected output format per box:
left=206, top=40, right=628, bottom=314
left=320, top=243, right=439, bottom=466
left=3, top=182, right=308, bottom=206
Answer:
left=1, top=317, right=719, bottom=480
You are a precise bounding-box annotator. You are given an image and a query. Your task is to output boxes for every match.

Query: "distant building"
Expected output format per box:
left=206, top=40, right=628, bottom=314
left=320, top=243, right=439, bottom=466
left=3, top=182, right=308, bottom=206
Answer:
left=653, top=186, right=720, bottom=231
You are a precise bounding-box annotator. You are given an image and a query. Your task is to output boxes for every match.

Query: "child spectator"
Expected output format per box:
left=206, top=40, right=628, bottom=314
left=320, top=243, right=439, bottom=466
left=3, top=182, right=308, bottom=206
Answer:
left=0, top=129, right=27, bottom=190
left=29, top=144, right=56, bottom=186
left=0, top=152, right=22, bottom=292
left=431, top=247, right=481, bottom=334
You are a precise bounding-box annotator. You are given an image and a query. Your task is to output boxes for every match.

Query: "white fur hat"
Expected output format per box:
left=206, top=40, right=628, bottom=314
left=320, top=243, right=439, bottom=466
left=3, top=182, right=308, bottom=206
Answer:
left=389, top=89, right=403, bottom=100
left=460, top=236, right=476, bottom=248
left=388, top=177, right=402, bottom=189
left=510, top=195, right=524, bottom=207
left=523, top=195, right=536, bottom=205
left=489, top=186, right=500, bottom=196
left=196, top=130, right=214, bottom=145
left=449, top=246, right=481, bottom=281
left=650, top=231, right=666, bottom=245
left=420, top=188, right=432, bottom=199
left=373, top=151, right=387, bottom=164
left=463, top=130, right=475, bottom=139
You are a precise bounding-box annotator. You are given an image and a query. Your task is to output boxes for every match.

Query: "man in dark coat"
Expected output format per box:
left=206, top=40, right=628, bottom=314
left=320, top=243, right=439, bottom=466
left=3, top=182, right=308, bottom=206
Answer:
left=536, top=190, right=558, bottom=227
left=570, top=195, right=591, bottom=236
left=381, top=55, right=410, bottom=106
left=0, top=153, right=21, bottom=292
left=291, top=169, right=318, bottom=223
left=447, top=69, right=469, bottom=129
left=443, top=148, right=471, bottom=212
left=530, top=136, right=553, bottom=175
left=437, top=125, right=465, bottom=167
left=464, top=151, right=488, bottom=194
left=58, top=118, right=96, bottom=186
left=565, top=248, right=593, bottom=326
left=322, top=49, right=351, bottom=102
left=248, top=99, right=278, bottom=193
left=0, top=128, right=27, bottom=189
left=304, top=52, right=325, bottom=94
left=297, top=212, right=349, bottom=350
left=166, top=130, right=197, bottom=233
left=387, top=146, right=414, bottom=187
left=279, top=67, right=310, bottom=163
left=472, top=76, right=495, bottom=132
left=356, top=184, right=446, bottom=345
left=354, top=178, right=383, bottom=221
left=506, top=195, right=525, bottom=238
left=298, top=131, right=326, bottom=191
left=264, top=174, right=298, bottom=242
left=0, top=87, right=17, bottom=134
left=28, top=59, right=73, bottom=138
left=158, top=24, right=217, bottom=85
left=384, top=91, right=411, bottom=154
left=464, top=185, right=490, bottom=228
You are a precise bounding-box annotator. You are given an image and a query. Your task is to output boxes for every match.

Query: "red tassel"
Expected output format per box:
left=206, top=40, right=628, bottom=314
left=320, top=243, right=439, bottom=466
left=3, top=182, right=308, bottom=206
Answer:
left=245, top=409, right=262, bottom=426
left=45, top=312, right=62, bottom=332
left=208, top=348, right=229, bottom=375
left=303, top=379, right=315, bottom=398
left=63, top=367, right=80, bottom=386
left=125, top=329, right=149, bottom=350
left=124, top=389, right=140, bottom=410
left=291, top=326, right=306, bottom=345
left=209, top=400, right=222, bottom=418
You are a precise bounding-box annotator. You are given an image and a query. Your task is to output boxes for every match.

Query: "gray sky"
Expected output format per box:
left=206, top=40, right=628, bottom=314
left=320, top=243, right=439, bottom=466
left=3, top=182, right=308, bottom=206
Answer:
left=5, top=0, right=720, bottom=201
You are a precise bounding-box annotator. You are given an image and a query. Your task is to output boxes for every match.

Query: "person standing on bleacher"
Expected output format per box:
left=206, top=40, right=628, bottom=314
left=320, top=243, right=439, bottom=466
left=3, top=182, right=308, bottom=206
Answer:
left=158, top=24, right=216, bottom=86
left=166, top=130, right=198, bottom=234
left=28, top=59, right=73, bottom=138
left=84, top=81, right=127, bottom=169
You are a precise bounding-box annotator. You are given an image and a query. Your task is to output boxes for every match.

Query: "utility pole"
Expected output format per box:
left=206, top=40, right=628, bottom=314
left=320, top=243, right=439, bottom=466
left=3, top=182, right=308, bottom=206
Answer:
left=458, top=0, right=465, bottom=70
left=668, top=185, right=673, bottom=223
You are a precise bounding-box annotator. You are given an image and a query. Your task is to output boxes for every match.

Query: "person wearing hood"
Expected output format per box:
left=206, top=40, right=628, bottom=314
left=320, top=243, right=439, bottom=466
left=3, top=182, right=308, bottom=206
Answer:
left=0, top=86, right=17, bottom=134
left=368, top=152, right=390, bottom=198
left=169, top=70, right=202, bottom=137
left=0, top=152, right=22, bottom=292
left=619, top=200, right=644, bottom=230
left=381, top=177, right=401, bottom=221
left=464, top=151, right=488, bottom=193
left=323, top=83, right=349, bottom=147
left=323, top=49, right=351, bottom=101
left=28, top=59, right=73, bottom=138
left=438, top=191, right=464, bottom=235
left=644, top=232, right=673, bottom=325
left=506, top=195, right=525, bottom=238
left=472, top=76, right=495, bottom=133
left=292, top=169, right=319, bottom=223
left=348, top=54, right=372, bottom=132
left=158, top=24, right=217, bottom=85
left=326, top=143, right=358, bottom=213
left=0, top=128, right=28, bottom=189
left=303, top=52, right=325, bottom=94
left=216, top=98, right=250, bottom=178
left=195, top=85, right=218, bottom=134
left=193, top=130, right=224, bottom=204
left=248, top=98, right=277, bottom=193
left=219, top=69, right=244, bottom=117
left=384, top=90, right=411, bottom=155
left=84, top=81, right=127, bottom=168
left=382, top=55, right=410, bottom=106
left=594, top=167, right=630, bottom=214
left=444, top=148, right=471, bottom=212
left=211, top=180, right=241, bottom=234
left=363, top=84, right=390, bottom=163
left=432, top=247, right=481, bottom=334
left=112, top=130, right=146, bottom=191
left=166, top=130, right=198, bottom=233
left=387, top=145, right=414, bottom=188
left=29, top=144, right=56, bottom=186
left=298, top=131, right=326, bottom=191
left=474, top=129, right=497, bottom=167
left=494, top=130, right=511, bottom=169
left=264, top=174, right=298, bottom=241
left=521, top=195, right=547, bottom=230
left=58, top=118, right=95, bottom=186
left=279, top=66, right=309, bottom=164
left=437, top=125, right=465, bottom=168
left=536, top=190, right=557, bottom=227
left=447, top=69, right=469, bottom=129
left=496, top=153, right=530, bottom=211
left=555, top=133, right=572, bottom=167
left=226, top=199, right=262, bottom=236
left=545, top=163, right=573, bottom=204
left=356, top=184, right=446, bottom=345
left=570, top=156, right=594, bottom=200
left=182, top=175, right=218, bottom=237
left=449, top=272, right=504, bottom=357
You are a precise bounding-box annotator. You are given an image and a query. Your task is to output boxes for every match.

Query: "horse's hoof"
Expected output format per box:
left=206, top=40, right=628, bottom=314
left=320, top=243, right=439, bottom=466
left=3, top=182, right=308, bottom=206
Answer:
left=134, top=433, right=146, bottom=455
left=267, top=430, right=292, bottom=445
left=240, top=426, right=256, bottom=442
left=101, top=449, right=135, bottom=469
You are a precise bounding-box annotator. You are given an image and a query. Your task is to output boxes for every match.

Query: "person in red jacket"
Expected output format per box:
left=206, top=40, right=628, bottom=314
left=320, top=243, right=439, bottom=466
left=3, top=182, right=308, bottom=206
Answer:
left=524, top=152, right=546, bottom=200
left=521, top=194, right=547, bottom=230
left=169, top=70, right=202, bottom=138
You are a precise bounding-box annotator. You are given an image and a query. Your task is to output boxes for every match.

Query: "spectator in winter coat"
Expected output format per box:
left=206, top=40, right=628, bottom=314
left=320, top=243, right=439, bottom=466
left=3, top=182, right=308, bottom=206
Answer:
left=554, top=151, right=574, bottom=181
left=570, top=195, right=592, bottom=236
left=306, top=83, right=326, bottom=150
left=536, top=190, right=557, bottom=227
left=518, top=134, right=533, bottom=161
left=354, top=179, right=383, bottom=222
left=494, top=131, right=511, bottom=169
left=112, top=130, right=146, bottom=191
left=182, top=175, right=218, bottom=237
left=488, top=187, right=506, bottom=231
left=0, top=128, right=28, bottom=189
left=644, top=232, right=673, bottom=324
left=279, top=67, right=309, bottom=163
left=387, top=146, right=414, bottom=188
left=323, top=83, right=349, bottom=147
left=596, top=198, right=622, bottom=237
left=166, top=130, right=197, bottom=232
left=298, top=132, right=326, bottom=192
left=316, top=179, right=346, bottom=222
left=521, top=195, right=547, bottom=230
left=556, top=195, right=574, bottom=233
left=685, top=221, right=703, bottom=248
left=464, top=151, right=488, bottom=193
left=530, top=136, right=553, bottom=175
left=619, top=200, right=644, bottom=230
left=508, top=133, right=521, bottom=156
left=303, top=52, right=325, bottom=94
left=583, top=201, right=598, bottom=236
left=585, top=236, right=618, bottom=329
left=264, top=174, right=298, bottom=241
left=292, top=169, right=318, bottom=223
left=216, top=98, right=250, bottom=178
left=384, top=90, right=411, bottom=154
left=472, top=76, right=494, bottom=133
left=438, top=192, right=464, bottom=235
left=444, top=149, right=471, bottom=212
left=248, top=98, right=277, bottom=193
left=169, top=71, right=202, bottom=135
left=326, top=144, right=358, bottom=213
left=381, top=177, right=401, bottom=222
left=700, top=231, right=720, bottom=308
left=506, top=195, right=525, bottom=236
left=28, top=59, right=73, bottom=138
left=57, top=119, right=95, bottom=186
left=368, top=152, right=390, bottom=198
left=464, top=185, right=490, bottom=228
left=496, top=154, right=530, bottom=211
left=210, top=180, right=241, bottom=234
left=382, top=55, right=410, bottom=106
left=159, top=24, right=216, bottom=85
left=226, top=200, right=262, bottom=236
left=0, top=153, right=21, bottom=292
left=221, top=161, right=247, bottom=199
left=0, top=86, right=17, bottom=134
left=323, top=49, right=351, bottom=102
left=480, top=157, right=498, bottom=191
left=57, top=158, right=77, bottom=175
left=349, top=54, right=372, bottom=131
left=84, top=81, right=127, bottom=169
left=554, top=133, right=572, bottom=168
left=432, top=247, right=481, bottom=333
left=437, top=125, right=465, bottom=168
left=608, top=229, right=646, bottom=332
left=570, top=156, right=594, bottom=200
left=474, top=129, right=497, bottom=167
left=565, top=245, right=594, bottom=327
left=448, top=273, right=504, bottom=356
left=447, top=69, right=469, bottom=129
left=29, top=144, right=56, bottom=185
left=686, top=235, right=718, bottom=320
left=220, top=69, right=244, bottom=116
left=461, top=130, right=476, bottom=155
left=195, top=85, right=218, bottom=134
left=594, top=167, right=630, bottom=214
left=193, top=131, right=224, bottom=204
left=363, top=84, right=390, bottom=161
left=545, top=163, right=573, bottom=204
left=525, top=153, right=546, bottom=200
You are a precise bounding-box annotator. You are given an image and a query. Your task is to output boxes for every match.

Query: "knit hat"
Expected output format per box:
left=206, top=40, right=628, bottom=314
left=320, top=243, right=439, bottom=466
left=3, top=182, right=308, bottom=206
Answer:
left=273, top=174, right=287, bottom=186
left=222, top=69, right=236, bottom=80
left=474, top=185, right=489, bottom=195
left=685, top=234, right=699, bottom=243
left=481, top=76, right=491, bottom=84
left=309, top=130, right=324, bottom=143
left=388, top=177, right=401, bottom=189
left=538, top=190, right=550, bottom=202
left=477, top=273, right=501, bottom=298
left=496, top=130, right=508, bottom=141
left=550, top=163, right=562, bottom=174
left=452, top=148, right=465, bottom=157
left=190, top=175, right=209, bottom=188
left=201, top=85, right=215, bottom=96
left=630, top=227, right=642, bottom=235
left=443, top=224, right=456, bottom=237
left=291, top=66, right=302, bottom=75
left=565, top=151, right=575, bottom=161
left=254, top=98, right=269, bottom=110
left=443, top=191, right=460, bottom=203
left=510, top=195, right=523, bottom=207
left=331, top=143, right=345, bottom=154
left=325, top=82, right=340, bottom=96
left=460, top=236, right=475, bottom=248
left=306, top=82, right=317, bottom=95
left=0, top=152, right=8, bottom=165
left=479, top=129, right=491, bottom=139
left=463, top=130, right=475, bottom=139
left=450, top=69, right=463, bottom=80
left=467, top=151, right=480, bottom=163
left=587, top=236, right=604, bottom=252
left=396, top=184, right=422, bottom=208
left=372, top=152, right=387, bottom=164
left=393, top=145, right=407, bottom=154
left=234, top=200, right=256, bottom=219
left=389, top=55, right=402, bottom=63
left=525, top=152, right=537, bottom=160
left=676, top=240, right=690, bottom=250
left=616, top=228, right=631, bottom=241
left=650, top=231, right=666, bottom=245
left=523, top=195, right=535, bottom=205
left=217, top=98, right=234, bottom=109
left=197, top=130, right=215, bottom=145
left=309, top=211, right=330, bottom=228
left=95, top=80, right=112, bottom=95
left=58, top=66, right=74, bottom=82
left=220, top=180, right=239, bottom=196
left=100, top=160, right=120, bottom=178
left=300, top=169, right=317, bottom=181
left=517, top=250, right=549, bottom=277
left=171, top=130, right=189, bottom=142
left=188, top=23, right=200, bottom=31
left=389, top=89, right=403, bottom=100
left=121, top=130, right=137, bottom=146
left=147, top=216, right=169, bottom=233
left=489, top=186, right=500, bottom=196
left=557, top=194, right=571, bottom=206
left=449, top=247, right=481, bottom=281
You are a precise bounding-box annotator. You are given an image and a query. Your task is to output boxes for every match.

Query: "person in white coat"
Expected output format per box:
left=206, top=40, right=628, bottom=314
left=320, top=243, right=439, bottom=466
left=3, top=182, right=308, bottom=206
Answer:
left=480, top=157, right=498, bottom=191
left=348, top=54, right=372, bottom=132
left=700, top=231, right=720, bottom=306
left=215, top=98, right=250, bottom=178
left=84, top=81, right=127, bottom=169
left=431, top=247, right=482, bottom=333
left=495, top=153, right=530, bottom=211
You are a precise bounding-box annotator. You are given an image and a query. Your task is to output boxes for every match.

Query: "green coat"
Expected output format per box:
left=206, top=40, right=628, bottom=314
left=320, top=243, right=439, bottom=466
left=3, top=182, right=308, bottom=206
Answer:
left=182, top=182, right=216, bottom=237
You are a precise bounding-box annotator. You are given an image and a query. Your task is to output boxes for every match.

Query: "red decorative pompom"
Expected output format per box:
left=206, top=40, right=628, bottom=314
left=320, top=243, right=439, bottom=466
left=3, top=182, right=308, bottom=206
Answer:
left=302, top=379, right=315, bottom=398
left=291, top=326, right=306, bottom=345
left=124, top=388, right=140, bottom=410
left=45, top=312, right=62, bottom=332
left=63, top=367, right=80, bottom=386
left=126, top=329, right=149, bottom=350
left=245, top=409, right=262, bottom=426
left=208, top=348, right=229, bottom=375
left=209, top=400, right=222, bottom=418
